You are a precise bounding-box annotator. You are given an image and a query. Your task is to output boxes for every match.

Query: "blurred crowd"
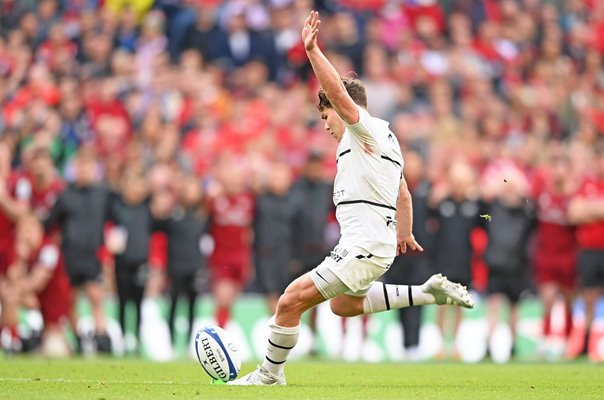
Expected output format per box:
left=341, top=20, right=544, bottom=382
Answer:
left=1, top=0, right=604, bottom=361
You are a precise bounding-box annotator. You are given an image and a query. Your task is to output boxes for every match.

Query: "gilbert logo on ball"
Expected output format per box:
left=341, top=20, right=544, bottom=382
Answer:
left=194, top=325, right=241, bottom=382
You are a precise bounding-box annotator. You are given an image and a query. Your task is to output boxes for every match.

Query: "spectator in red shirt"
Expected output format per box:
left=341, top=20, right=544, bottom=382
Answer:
left=11, top=214, right=74, bottom=357
left=27, top=146, right=65, bottom=222
left=209, top=160, right=255, bottom=328
left=568, top=141, right=604, bottom=357
left=532, top=147, right=578, bottom=352
left=0, top=140, right=30, bottom=352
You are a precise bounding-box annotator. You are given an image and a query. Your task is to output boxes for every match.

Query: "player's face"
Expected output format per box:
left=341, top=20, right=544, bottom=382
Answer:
left=269, top=164, right=292, bottom=194
left=75, top=158, right=97, bottom=186
left=31, top=154, right=53, bottom=180
left=151, top=190, right=173, bottom=218
left=403, top=152, right=424, bottom=183
left=180, top=178, right=202, bottom=207
left=321, top=108, right=345, bottom=142
left=550, top=157, right=567, bottom=184
left=123, top=176, right=148, bottom=204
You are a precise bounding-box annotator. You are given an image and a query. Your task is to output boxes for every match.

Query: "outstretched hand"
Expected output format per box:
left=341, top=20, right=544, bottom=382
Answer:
left=397, top=233, right=424, bottom=256
left=302, top=10, right=321, bottom=51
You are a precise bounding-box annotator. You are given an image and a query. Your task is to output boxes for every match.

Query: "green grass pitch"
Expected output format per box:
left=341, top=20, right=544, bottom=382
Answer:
left=1, top=358, right=603, bottom=400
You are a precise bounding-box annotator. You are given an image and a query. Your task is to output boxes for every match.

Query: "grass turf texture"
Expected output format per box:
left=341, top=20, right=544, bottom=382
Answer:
left=1, top=358, right=602, bottom=399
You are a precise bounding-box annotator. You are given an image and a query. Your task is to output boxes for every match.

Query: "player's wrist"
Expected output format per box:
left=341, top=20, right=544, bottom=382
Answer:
left=306, top=46, right=320, bottom=55
left=397, top=229, right=413, bottom=238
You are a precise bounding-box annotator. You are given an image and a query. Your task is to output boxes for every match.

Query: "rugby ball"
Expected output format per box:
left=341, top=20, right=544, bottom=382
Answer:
left=194, top=325, right=241, bottom=382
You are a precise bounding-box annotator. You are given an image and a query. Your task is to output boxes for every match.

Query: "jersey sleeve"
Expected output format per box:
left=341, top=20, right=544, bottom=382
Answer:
left=343, top=105, right=378, bottom=146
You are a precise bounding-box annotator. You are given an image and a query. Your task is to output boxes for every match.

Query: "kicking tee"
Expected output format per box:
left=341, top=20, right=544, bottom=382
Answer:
left=333, top=105, right=403, bottom=258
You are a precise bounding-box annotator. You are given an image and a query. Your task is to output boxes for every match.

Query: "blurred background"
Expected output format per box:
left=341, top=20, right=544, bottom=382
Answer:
left=1, top=0, right=604, bottom=364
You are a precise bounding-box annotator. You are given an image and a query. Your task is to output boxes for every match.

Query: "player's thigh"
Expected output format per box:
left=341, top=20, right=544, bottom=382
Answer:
left=317, top=246, right=392, bottom=295
left=308, top=256, right=352, bottom=300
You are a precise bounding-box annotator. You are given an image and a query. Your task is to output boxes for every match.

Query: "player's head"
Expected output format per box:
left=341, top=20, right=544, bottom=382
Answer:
left=179, top=174, right=203, bottom=208
left=121, top=169, right=148, bottom=205
left=151, top=189, right=174, bottom=218
left=403, top=148, right=425, bottom=184
left=317, top=77, right=367, bottom=141
left=302, top=150, right=324, bottom=182
left=216, top=158, right=245, bottom=195
left=30, top=146, right=54, bottom=183
left=74, top=147, right=98, bottom=186
left=268, top=161, right=292, bottom=195
left=546, top=145, right=570, bottom=186
left=447, top=160, right=476, bottom=200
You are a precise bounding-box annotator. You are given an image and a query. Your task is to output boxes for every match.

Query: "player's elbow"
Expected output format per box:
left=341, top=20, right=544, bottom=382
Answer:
left=325, top=91, right=359, bottom=125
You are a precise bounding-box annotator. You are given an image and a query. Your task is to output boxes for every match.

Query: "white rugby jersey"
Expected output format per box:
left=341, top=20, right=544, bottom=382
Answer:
left=333, top=105, right=404, bottom=257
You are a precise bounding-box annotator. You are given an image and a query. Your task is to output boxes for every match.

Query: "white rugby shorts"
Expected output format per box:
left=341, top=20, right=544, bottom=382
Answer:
left=310, top=245, right=394, bottom=299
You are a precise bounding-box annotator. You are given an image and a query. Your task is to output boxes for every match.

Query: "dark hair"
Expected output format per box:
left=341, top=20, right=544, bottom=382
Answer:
left=317, top=77, right=367, bottom=111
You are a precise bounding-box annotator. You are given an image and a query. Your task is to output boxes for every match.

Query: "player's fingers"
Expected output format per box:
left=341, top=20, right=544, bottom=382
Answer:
left=401, top=242, right=407, bottom=254
left=414, top=241, right=424, bottom=252
left=396, top=244, right=401, bottom=256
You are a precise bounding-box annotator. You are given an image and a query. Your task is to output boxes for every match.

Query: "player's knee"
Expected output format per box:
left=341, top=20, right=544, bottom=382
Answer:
left=276, top=292, right=299, bottom=315
left=277, top=289, right=310, bottom=317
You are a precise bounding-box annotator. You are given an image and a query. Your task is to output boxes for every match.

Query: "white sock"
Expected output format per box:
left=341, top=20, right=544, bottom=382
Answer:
left=261, top=316, right=300, bottom=376
left=362, top=282, right=435, bottom=314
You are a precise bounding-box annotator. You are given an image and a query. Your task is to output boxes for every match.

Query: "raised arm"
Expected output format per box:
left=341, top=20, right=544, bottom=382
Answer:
left=303, top=11, right=359, bottom=125
left=396, top=177, right=423, bottom=255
